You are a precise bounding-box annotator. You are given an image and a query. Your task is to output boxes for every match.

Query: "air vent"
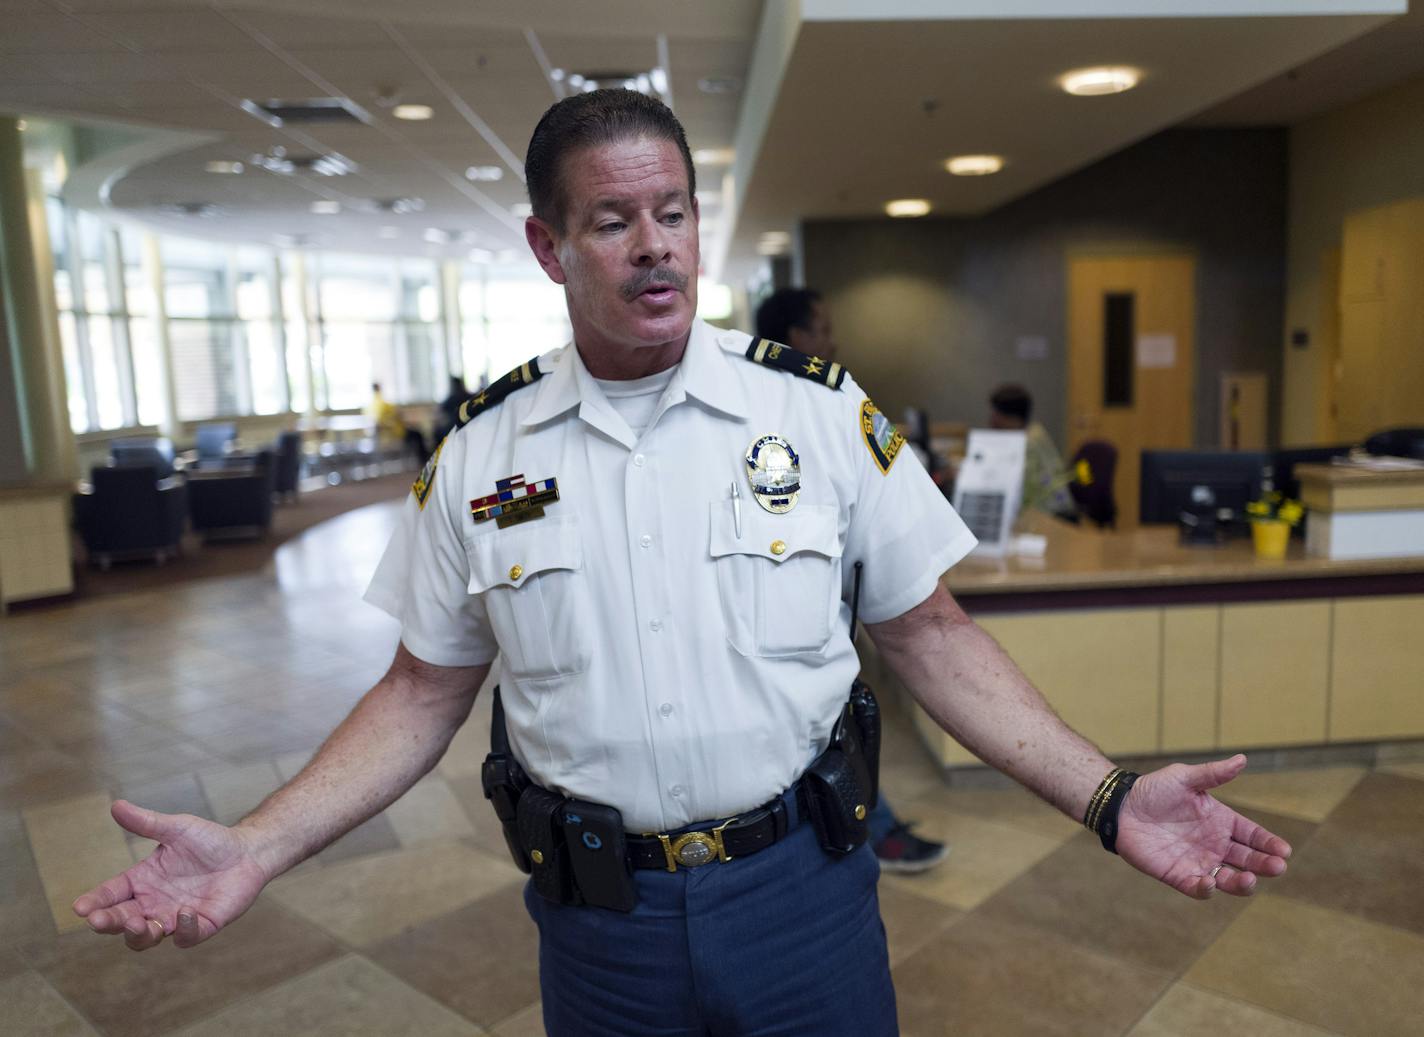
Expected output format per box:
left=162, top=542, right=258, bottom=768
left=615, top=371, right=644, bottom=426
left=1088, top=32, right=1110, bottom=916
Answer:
left=241, top=97, right=370, bottom=128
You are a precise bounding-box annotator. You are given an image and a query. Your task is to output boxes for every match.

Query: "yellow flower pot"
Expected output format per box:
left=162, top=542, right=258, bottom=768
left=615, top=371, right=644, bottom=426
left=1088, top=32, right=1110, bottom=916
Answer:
left=1251, top=518, right=1291, bottom=559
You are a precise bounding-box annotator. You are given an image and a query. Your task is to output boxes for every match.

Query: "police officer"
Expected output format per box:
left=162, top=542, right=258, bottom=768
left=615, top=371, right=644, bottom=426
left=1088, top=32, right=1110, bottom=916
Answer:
left=74, top=90, right=1293, bottom=1036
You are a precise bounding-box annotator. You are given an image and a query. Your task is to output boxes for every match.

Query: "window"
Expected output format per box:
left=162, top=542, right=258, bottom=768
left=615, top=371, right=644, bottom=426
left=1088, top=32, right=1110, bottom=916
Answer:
left=162, top=236, right=242, bottom=422
left=460, top=262, right=570, bottom=387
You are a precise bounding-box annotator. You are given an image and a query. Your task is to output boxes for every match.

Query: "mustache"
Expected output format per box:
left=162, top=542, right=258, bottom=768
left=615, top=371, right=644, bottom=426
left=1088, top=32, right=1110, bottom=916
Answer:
left=619, top=266, right=688, bottom=302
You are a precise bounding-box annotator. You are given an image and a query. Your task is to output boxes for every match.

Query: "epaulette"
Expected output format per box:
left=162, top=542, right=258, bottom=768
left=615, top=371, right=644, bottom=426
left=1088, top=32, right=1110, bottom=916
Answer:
left=453, top=356, right=546, bottom=430
left=744, top=338, right=846, bottom=390
left=412, top=357, right=546, bottom=510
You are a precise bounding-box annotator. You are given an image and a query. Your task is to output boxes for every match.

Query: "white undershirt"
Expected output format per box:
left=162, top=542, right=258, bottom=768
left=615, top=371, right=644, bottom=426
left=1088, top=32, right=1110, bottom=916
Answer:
left=593, top=367, right=677, bottom=439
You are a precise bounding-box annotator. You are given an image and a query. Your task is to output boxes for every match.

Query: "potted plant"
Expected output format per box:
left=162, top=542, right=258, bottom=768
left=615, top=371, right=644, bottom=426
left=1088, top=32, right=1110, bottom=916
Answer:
left=1245, top=491, right=1304, bottom=559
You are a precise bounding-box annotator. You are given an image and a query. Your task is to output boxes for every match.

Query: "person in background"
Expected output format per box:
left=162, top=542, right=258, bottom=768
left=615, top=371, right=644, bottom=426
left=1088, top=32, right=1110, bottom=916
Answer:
left=366, top=381, right=429, bottom=464
left=437, top=374, right=469, bottom=444
left=989, top=383, right=1078, bottom=522
left=756, top=286, right=949, bottom=874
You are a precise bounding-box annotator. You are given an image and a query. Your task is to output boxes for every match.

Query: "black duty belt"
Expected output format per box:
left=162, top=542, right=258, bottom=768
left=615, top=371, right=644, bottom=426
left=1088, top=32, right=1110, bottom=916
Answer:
left=626, top=784, right=798, bottom=872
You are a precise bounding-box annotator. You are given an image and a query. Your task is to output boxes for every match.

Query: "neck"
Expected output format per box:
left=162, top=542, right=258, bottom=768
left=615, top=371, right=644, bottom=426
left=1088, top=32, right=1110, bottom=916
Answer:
left=576, top=330, right=691, bottom=380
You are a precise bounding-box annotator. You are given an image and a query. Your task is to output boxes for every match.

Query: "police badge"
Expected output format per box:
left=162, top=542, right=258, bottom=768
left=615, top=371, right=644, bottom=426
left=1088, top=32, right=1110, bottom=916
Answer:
left=745, top=434, right=801, bottom=514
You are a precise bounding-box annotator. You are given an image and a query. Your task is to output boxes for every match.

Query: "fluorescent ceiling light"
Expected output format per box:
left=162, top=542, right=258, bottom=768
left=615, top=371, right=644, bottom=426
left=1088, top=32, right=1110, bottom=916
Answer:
left=423, top=228, right=451, bottom=244
left=1059, top=67, right=1140, bottom=97
left=393, top=104, right=434, bottom=121
left=205, top=160, right=244, bottom=174
left=512, top=203, right=533, bottom=218
left=759, top=231, right=791, bottom=245
left=885, top=199, right=931, bottom=218
left=945, top=155, right=1003, bottom=176
left=465, top=165, right=504, bottom=182
left=693, top=148, right=735, bottom=166
left=310, top=200, right=341, bottom=214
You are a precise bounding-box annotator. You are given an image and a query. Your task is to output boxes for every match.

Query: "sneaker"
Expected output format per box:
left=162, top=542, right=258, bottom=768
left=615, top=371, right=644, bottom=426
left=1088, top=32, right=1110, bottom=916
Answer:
left=873, top=823, right=949, bottom=874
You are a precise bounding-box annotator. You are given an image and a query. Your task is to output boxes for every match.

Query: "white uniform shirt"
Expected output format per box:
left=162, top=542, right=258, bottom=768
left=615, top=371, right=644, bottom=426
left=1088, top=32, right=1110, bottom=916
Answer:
left=365, top=319, right=976, bottom=833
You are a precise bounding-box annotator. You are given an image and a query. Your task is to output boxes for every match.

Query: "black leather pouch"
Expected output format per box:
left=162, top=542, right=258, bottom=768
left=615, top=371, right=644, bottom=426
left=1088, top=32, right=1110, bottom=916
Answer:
left=517, top=786, right=579, bottom=905
left=801, top=745, right=870, bottom=857
left=849, top=679, right=881, bottom=808
left=562, top=799, right=637, bottom=912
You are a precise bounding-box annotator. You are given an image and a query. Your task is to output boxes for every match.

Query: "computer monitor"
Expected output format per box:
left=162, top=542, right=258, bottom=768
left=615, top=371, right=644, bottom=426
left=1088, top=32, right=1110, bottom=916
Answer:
left=1139, top=450, right=1270, bottom=525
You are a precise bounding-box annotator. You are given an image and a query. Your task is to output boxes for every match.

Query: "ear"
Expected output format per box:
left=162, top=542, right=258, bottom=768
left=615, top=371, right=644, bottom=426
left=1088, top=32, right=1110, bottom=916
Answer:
left=525, top=217, right=567, bottom=285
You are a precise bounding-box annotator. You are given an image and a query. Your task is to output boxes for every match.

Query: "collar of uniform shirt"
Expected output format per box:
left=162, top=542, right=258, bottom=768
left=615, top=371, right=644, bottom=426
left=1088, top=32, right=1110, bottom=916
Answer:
left=518, top=318, right=748, bottom=429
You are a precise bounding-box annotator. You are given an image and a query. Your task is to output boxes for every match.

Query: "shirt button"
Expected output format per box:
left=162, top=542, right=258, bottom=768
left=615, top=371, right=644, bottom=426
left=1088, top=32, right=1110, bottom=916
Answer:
left=633, top=453, right=646, bottom=467
left=659, top=703, right=674, bottom=718
left=639, top=534, right=652, bottom=548
left=649, top=619, right=663, bottom=632
left=670, top=785, right=684, bottom=797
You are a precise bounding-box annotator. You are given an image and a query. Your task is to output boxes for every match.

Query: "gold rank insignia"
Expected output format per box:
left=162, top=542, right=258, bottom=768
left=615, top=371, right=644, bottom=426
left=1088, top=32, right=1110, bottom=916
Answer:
left=411, top=438, right=445, bottom=510
left=861, top=399, right=905, bottom=475
left=745, top=434, right=801, bottom=514
left=471, top=474, right=560, bottom=529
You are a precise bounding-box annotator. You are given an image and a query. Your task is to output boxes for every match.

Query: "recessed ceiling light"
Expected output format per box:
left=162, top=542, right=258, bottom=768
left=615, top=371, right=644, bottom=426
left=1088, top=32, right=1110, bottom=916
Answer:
left=205, top=160, right=244, bottom=175
left=885, top=199, right=931, bottom=218
left=757, top=240, right=788, bottom=256
left=693, top=148, right=735, bottom=166
left=1059, top=66, right=1141, bottom=97
left=17, top=119, right=28, bottom=131
left=393, top=104, right=434, bottom=121
left=945, top=154, right=1004, bottom=176
left=465, top=165, right=504, bottom=182
left=511, top=203, right=533, bottom=219
left=697, top=76, right=740, bottom=95
left=423, top=228, right=451, bottom=244
left=759, top=231, right=791, bottom=245
left=310, top=200, right=341, bottom=214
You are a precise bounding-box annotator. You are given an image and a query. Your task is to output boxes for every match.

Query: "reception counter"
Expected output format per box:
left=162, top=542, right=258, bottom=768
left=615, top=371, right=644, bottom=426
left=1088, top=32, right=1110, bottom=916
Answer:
left=888, top=517, right=1424, bottom=768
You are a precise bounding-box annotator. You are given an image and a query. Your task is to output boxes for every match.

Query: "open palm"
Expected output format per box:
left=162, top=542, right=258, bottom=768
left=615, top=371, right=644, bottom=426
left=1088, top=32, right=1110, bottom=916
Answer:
left=1116, top=754, right=1292, bottom=899
left=72, top=800, right=269, bottom=952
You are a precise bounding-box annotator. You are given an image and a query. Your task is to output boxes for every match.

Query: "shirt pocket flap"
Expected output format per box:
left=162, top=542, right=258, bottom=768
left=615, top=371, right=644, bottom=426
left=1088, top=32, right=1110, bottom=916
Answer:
left=466, top=514, right=583, bottom=593
left=708, top=502, right=841, bottom=563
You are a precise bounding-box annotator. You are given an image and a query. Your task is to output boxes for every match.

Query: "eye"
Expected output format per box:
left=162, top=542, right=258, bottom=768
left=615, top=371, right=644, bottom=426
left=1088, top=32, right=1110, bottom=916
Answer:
left=662, top=211, right=684, bottom=226
left=598, top=221, right=626, bottom=234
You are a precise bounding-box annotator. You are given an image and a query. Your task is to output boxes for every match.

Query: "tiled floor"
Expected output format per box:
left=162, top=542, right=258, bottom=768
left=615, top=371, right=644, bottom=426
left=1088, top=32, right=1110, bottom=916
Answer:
left=3, top=499, right=1424, bottom=1036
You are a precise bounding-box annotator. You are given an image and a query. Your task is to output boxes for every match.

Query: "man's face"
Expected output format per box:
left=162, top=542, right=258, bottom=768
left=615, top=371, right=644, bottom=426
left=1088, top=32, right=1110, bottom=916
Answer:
left=526, top=135, right=699, bottom=366
left=789, top=300, right=836, bottom=361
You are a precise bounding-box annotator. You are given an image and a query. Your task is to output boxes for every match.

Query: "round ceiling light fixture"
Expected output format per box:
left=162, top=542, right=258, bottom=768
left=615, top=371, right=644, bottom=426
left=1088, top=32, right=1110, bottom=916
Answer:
left=885, top=199, right=931, bottom=218
left=1058, top=66, right=1141, bottom=97
left=392, top=103, right=434, bottom=121
left=945, top=154, right=1004, bottom=177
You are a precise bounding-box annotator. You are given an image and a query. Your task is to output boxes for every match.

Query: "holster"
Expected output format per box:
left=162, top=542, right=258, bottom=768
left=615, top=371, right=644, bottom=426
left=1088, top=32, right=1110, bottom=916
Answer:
left=480, top=687, right=532, bottom=874
left=484, top=687, right=638, bottom=912
left=800, top=680, right=882, bottom=857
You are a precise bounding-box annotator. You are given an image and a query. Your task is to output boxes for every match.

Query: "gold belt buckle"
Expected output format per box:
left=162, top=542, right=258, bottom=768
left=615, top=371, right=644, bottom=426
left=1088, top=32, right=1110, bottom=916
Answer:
left=655, top=817, right=737, bottom=872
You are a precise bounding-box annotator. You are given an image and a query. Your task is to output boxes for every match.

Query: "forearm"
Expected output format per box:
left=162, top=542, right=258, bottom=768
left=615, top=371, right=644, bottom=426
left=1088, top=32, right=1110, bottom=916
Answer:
left=869, top=586, right=1112, bottom=821
left=236, top=649, right=485, bottom=880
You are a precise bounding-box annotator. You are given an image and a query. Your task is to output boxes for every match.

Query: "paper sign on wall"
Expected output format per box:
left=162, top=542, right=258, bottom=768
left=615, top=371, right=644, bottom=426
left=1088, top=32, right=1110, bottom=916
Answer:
left=1137, top=333, right=1176, bottom=368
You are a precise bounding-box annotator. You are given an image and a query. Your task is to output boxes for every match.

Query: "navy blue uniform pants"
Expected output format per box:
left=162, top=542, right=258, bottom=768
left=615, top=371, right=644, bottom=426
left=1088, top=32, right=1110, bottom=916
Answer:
left=523, top=799, right=898, bottom=1036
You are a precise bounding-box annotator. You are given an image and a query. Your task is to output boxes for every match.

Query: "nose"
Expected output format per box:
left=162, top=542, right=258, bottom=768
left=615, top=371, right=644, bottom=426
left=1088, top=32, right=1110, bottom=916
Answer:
left=631, top=214, right=671, bottom=267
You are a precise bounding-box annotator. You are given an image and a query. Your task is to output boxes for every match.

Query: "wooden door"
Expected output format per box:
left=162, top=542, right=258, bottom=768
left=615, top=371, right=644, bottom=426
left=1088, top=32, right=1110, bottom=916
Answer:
left=1068, top=255, right=1196, bottom=528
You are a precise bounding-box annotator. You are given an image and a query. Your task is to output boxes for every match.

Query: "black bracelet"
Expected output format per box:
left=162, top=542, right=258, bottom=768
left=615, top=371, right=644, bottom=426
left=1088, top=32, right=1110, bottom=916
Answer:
left=1092, top=771, right=1139, bottom=854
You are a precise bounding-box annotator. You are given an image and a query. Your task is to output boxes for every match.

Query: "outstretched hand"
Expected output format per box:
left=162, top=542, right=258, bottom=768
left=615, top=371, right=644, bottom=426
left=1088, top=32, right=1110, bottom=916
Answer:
left=72, top=800, right=269, bottom=952
left=1117, top=754, right=1293, bottom=900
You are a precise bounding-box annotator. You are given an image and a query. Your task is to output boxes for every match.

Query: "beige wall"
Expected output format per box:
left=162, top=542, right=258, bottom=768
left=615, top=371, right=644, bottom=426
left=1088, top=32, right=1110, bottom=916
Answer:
left=1283, top=72, right=1424, bottom=445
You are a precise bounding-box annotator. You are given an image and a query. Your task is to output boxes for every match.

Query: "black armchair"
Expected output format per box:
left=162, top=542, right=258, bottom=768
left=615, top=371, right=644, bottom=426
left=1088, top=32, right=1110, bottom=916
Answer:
left=74, top=465, right=187, bottom=569
left=110, top=436, right=176, bottom=478
left=186, top=449, right=276, bottom=540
